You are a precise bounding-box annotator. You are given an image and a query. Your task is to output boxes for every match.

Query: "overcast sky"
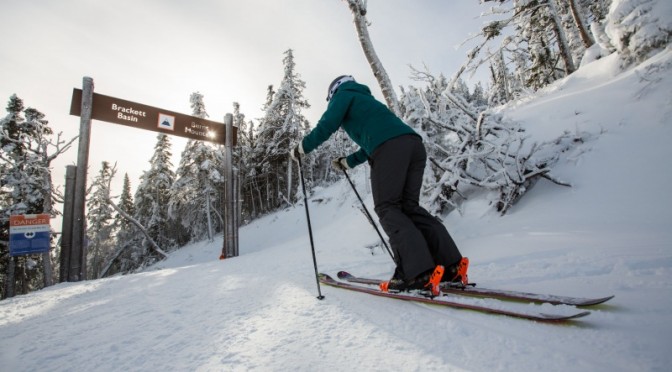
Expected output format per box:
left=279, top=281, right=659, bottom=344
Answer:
left=0, top=0, right=490, bottom=205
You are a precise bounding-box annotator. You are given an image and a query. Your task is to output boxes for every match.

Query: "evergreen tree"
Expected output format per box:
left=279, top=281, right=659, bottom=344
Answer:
left=516, top=1, right=564, bottom=89
left=586, top=0, right=611, bottom=23
left=232, top=102, right=249, bottom=162
left=169, top=92, right=224, bottom=243
left=461, top=0, right=590, bottom=92
left=0, top=99, right=53, bottom=218
left=244, top=85, right=275, bottom=216
left=450, top=78, right=472, bottom=100
left=86, top=161, right=117, bottom=278
left=250, top=49, right=311, bottom=210
left=232, top=102, right=256, bottom=221
left=307, top=127, right=357, bottom=186
left=117, top=174, right=136, bottom=238
left=1, top=95, right=74, bottom=298
left=469, top=82, right=489, bottom=108
left=605, top=0, right=672, bottom=64
left=487, top=48, right=513, bottom=106
left=103, top=173, right=141, bottom=276
left=133, top=134, right=175, bottom=267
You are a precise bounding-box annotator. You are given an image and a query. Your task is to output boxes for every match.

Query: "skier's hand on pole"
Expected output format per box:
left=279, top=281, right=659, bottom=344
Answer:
left=290, top=142, right=304, bottom=162
left=331, top=157, right=349, bottom=171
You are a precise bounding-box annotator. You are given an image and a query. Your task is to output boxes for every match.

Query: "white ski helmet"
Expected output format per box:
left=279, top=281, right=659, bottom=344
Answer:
left=326, top=75, right=355, bottom=101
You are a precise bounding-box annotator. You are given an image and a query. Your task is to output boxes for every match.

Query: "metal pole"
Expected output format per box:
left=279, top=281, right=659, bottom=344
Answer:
left=297, top=156, right=325, bottom=300
left=342, top=170, right=394, bottom=262
left=70, top=77, right=93, bottom=281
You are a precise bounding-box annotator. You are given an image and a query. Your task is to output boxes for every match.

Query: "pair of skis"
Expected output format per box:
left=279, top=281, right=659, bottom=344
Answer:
left=319, top=271, right=614, bottom=323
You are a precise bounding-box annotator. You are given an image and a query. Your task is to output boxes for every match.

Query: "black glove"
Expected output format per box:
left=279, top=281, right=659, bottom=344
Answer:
left=331, top=157, right=349, bottom=171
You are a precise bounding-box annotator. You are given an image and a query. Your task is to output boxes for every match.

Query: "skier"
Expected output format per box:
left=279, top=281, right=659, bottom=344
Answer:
left=291, top=75, right=469, bottom=292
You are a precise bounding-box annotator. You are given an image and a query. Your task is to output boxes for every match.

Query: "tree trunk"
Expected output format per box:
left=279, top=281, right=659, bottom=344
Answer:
left=206, top=192, right=213, bottom=242
left=567, top=0, right=593, bottom=49
left=41, top=169, right=54, bottom=287
left=4, top=256, right=16, bottom=298
left=547, top=0, right=576, bottom=75
left=287, top=156, right=293, bottom=204
left=345, top=0, right=400, bottom=115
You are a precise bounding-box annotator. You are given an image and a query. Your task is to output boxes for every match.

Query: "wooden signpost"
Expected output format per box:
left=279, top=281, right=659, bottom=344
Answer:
left=64, top=77, right=239, bottom=282
left=69, top=88, right=236, bottom=145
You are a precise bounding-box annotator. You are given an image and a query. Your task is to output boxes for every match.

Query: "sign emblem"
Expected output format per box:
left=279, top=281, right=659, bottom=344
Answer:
left=158, top=113, right=175, bottom=131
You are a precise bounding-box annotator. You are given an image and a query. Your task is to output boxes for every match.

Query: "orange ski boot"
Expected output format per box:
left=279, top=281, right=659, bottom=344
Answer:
left=380, top=265, right=445, bottom=295
left=444, top=257, right=470, bottom=287
left=425, top=265, right=445, bottom=296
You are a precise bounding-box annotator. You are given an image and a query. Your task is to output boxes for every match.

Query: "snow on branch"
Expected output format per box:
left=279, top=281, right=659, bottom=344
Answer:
left=399, top=70, right=586, bottom=216
left=101, top=164, right=168, bottom=260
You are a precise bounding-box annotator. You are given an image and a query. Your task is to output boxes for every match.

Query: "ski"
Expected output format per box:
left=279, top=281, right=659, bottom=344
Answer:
left=319, top=274, right=591, bottom=323
left=337, top=271, right=614, bottom=307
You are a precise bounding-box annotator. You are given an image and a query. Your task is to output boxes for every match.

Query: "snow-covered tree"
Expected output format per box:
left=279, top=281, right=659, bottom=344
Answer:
left=86, top=161, right=117, bottom=279
left=232, top=102, right=258, bottom=221
left=133, top=134, right=175, bottom=267
left=101, top=173, right=141, bottom=277
left=605, top=0, right=672, bottom=64
left=399, top=70, right=476, bottom=214
left=307, top=127, right=358, bottom=186
left=469, top=81, right=489, bottom=108
left=98, top=165, right=168, bottom=277
left=0, top=95, right=75, bottom=298
left=487, top=48, right=514, bottom=106
left=232, top=102, right=250, bottom=167
left=0, top=96, right=51, bottom=216
left=400, top=69, right=580, bottom=215
left=169, top=92, right=224, bottom=243
left=459, top=0, right=599, bottom=92
left=469, top=0, right=669, bottom=90
left=250, top=49, right=311, bottom=211
left=243, top=85, right=275, bottom=217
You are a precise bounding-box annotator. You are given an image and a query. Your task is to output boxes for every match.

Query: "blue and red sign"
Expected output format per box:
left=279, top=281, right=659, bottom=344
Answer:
left=9, top=214, right=51, bottom=256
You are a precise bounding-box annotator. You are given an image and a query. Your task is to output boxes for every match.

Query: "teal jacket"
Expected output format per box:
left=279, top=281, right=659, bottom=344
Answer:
left=301, top=81, right=418, bottom=168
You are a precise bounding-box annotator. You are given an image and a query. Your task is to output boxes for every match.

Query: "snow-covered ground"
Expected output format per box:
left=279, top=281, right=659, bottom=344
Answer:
left=1, top=50, right=671, bottom=371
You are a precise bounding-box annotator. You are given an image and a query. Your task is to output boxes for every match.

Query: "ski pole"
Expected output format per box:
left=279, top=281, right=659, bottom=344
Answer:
left=297, top=156, right=325, bottom=300
left=341, top=169, right=395, bottom=262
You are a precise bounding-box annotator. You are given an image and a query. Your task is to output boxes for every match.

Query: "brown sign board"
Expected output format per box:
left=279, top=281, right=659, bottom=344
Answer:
left=70, top=88, right=236, bottom=146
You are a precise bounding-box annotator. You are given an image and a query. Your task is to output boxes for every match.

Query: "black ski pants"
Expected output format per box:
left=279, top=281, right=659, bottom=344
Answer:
left=370, top=134, right=462, bottom=280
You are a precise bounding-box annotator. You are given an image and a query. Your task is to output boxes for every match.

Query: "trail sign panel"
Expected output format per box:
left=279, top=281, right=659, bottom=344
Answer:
left=69, top=88, right=236, bottom=145
left=9, top=214, right=51, bottom=256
